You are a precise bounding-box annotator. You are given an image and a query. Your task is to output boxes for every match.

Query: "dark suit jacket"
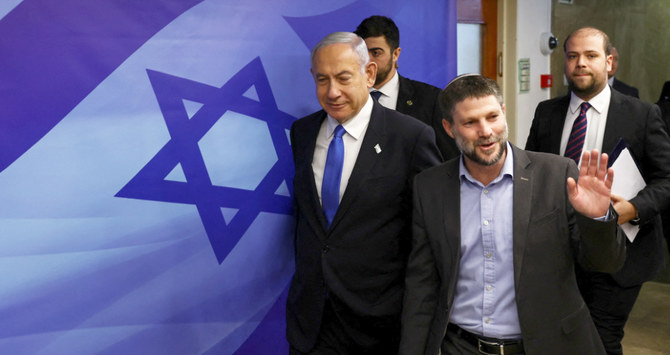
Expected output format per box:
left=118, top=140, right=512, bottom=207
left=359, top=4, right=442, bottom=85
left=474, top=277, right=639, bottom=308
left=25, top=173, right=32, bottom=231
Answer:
left=287, top=100, right=442, bottom=352
left=400, top=145, right=626, bottom=355
left=397, top=75, right=459, bottom=161
left=526, top=89, right=670, bottom=286
left=612, top=78, right=639, bottom=98
left=657, top=100, right=670, bottom=252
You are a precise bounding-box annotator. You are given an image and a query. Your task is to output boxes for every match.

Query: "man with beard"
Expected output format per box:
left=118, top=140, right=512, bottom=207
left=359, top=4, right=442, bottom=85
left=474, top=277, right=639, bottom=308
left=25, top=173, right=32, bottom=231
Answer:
left=400, top=74, right=625, bottom=355
left=526, top=27, right=670, bottom=354
left=355, top=15, right=459, bottom=161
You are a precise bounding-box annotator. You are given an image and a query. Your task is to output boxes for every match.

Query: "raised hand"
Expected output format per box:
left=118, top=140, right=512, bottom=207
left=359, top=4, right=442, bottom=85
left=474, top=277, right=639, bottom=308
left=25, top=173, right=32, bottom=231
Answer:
left=566, top=150, right=614, bottom=218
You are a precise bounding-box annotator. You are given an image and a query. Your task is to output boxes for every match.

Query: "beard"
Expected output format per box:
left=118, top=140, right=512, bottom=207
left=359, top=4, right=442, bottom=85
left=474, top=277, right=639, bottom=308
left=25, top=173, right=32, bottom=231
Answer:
left=375, top=57, right=393, bottom=86
left=567, top=71, right=605, bottom=99
left=455, top=125, right=509, bottom=166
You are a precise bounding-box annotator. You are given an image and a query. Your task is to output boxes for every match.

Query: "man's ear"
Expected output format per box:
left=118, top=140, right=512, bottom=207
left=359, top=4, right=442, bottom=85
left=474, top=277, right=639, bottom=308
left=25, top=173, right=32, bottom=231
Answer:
left=392, top=46, right=401, bottom=63
left=606, top=54, right=613, bottom=72
left=365, top=62, right=377, bottom=88
left=442, top=118, right=454, bottom=138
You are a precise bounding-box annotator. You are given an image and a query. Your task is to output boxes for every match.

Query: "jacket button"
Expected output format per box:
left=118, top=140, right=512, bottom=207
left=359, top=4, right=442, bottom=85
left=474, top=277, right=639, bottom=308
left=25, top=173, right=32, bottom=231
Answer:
left=322, top=245, right=329, bottom=254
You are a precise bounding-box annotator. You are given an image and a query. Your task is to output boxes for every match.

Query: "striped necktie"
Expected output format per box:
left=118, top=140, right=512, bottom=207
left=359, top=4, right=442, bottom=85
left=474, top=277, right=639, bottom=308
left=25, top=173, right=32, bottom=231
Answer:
left=565, top=102, right=591, bottom=164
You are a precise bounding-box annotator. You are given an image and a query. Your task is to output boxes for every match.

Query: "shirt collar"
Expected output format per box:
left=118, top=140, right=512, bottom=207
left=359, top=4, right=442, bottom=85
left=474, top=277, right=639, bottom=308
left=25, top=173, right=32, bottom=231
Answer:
left=459, top=142, right=514, bottom=187
left=370, top=70, right=399, bottom=98
left=569, top=84, right=611, bottom=115
left=326, top=95, right=373, bottom=141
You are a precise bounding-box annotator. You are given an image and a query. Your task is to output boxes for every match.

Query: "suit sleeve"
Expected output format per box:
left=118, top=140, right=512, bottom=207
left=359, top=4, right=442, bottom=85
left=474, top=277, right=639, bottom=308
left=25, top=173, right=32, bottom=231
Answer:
left=409, top=125, right=443, bottom=178
left=290, top=121, right=298, bottom=163
left=629, top=104, right=670, bottom=225
left=524, top=103, right=544, bottom=151
left=567, top=161, right=627, bottom=273
left=400, top=176, right=440, bottom=355
left=289, top=121, right=301, bottom=256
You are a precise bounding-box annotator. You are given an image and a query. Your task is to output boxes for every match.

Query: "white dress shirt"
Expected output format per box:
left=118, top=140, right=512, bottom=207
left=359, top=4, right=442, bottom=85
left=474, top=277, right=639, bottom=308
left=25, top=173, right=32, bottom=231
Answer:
left=560, top=85, right=611, bottom=162
left=370, top=70, right=400, bottom=110
left=312, top=96, right=373, bottom=205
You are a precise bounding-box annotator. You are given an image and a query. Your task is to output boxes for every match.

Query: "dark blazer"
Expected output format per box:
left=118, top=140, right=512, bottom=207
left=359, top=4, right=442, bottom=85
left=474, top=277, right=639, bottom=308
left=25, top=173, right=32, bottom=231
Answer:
left=526, top=89, right=670, bottom=286
left=658, top=100, right=670, bottom=253
left=397, top=75, right=460, bottom=161
left=612, top=78, right=639, bottom=98
left=400, top=145, right=626, bottom=355
left=287, top=100, right=442, bottom=352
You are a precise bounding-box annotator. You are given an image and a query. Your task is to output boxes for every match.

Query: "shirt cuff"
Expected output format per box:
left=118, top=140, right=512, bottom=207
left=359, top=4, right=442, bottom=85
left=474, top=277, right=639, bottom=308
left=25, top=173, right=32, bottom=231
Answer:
left=593, top=204, right=616, bottom=221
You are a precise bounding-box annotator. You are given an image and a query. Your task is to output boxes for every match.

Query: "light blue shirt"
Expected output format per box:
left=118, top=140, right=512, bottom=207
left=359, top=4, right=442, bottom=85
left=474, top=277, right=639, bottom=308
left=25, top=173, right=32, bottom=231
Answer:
left=449, top=143, right=522, bottom=339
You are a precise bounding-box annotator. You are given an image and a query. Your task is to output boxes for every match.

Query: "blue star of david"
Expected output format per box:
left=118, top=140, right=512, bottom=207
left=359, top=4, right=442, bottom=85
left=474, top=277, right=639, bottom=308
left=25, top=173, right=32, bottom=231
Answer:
left=116, top=57, right=295, bottom=264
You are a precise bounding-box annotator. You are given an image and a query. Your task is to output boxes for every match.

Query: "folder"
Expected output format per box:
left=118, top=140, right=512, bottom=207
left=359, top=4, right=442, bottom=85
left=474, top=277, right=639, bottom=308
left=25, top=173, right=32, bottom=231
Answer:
left=608, top=139, right=645, bottom=242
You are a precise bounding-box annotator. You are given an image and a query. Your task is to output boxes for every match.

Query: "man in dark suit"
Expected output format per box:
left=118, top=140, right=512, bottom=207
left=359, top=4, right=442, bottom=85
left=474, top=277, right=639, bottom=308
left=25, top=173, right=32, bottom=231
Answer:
left=287, top=31, right=441, bottom=354
left=354, top=15, right=459, bottom=161
left=401, top=74, right=625, bottom=355
left=608, top=47, right=639, bottom=98
left=526, top=27, right=670, bottom=354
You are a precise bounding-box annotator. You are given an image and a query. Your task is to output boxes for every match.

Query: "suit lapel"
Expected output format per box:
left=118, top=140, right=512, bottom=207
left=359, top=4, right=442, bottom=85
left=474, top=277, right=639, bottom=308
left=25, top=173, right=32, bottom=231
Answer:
left=549, top=96, right=571, bottom=154
left=602, top=90, right=626, bottom=154
left=511, top=146, right=533, bottom=288
left=329, top=102, right=386, bottom=230
left=441, top=159, right=462, bottom=304
left=295, top=112, right=330, bottom=234
left=396, top=75, right=415, bottom=115
left=442, top=160, right=462, bottom=258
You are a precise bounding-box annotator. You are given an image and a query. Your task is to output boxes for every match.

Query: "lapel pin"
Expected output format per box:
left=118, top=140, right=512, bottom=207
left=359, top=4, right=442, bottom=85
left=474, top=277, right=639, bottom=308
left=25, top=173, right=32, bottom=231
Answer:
left=406, top=100, right=413, bottom=106
left=520, top=176, right=529, bottom=181
left=374, top=144, right=382, bottom=154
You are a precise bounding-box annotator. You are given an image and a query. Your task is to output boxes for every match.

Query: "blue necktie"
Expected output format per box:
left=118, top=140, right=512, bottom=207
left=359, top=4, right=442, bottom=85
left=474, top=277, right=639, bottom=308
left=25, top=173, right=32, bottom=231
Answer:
left=322, top=125, right=346, bottom=226
left=370, top=90, right=382, bottom=101
left=565, top=102, right=591, bottom=164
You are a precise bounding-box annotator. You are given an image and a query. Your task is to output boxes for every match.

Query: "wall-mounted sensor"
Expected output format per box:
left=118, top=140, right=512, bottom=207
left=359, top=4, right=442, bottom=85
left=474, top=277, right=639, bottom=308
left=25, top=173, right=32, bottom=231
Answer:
left=540, top=32, right=559, bottom=55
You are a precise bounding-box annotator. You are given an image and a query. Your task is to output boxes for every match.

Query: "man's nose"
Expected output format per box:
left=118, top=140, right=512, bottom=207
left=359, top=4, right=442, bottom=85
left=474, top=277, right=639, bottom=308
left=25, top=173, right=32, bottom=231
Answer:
left=576, top=55, right=587, bottom=67
left=327, top=83, right=341, bottom=98
left=478, top=122, right=493, bottom=137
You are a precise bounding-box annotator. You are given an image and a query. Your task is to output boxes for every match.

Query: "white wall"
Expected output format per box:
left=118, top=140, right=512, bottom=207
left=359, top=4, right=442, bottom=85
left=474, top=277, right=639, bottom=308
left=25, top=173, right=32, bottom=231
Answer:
left=512, top=0, right=552, bottom=148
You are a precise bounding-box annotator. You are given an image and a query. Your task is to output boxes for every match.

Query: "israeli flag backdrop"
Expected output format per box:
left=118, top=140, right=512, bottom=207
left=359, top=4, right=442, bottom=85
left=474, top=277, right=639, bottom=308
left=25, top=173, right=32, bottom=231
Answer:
left=0, top=1, right=456, bottom=353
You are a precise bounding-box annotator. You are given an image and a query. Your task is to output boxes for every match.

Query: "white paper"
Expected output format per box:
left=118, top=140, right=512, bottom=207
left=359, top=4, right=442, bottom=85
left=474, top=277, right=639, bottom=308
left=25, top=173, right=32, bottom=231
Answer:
left=610, top=148, right=646, bottom=242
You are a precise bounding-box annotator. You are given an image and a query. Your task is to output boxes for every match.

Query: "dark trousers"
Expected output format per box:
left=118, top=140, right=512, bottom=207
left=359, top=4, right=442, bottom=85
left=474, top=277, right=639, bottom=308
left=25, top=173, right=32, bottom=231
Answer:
left=289, top=298, right=400, bottom=355
left=577, top=270, right=642, bottom=355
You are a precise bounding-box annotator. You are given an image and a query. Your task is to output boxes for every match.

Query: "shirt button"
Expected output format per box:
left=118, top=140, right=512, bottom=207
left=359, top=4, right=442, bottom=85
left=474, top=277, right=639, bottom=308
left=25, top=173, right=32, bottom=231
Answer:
left=485, top=317, right=491, bottom=324
left=483, top=220, right=489, bottom=226
left=483, top=189, right=489, bottom=194
left=486, top=252, right=492, bottom=258
left=486, top=285, right=493, bottom=291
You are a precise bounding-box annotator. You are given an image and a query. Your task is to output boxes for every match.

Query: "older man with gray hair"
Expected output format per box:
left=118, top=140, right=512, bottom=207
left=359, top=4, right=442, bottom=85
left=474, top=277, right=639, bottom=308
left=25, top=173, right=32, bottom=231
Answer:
left=286, top=32, right=441, bottom=354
